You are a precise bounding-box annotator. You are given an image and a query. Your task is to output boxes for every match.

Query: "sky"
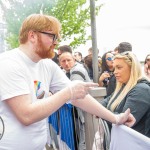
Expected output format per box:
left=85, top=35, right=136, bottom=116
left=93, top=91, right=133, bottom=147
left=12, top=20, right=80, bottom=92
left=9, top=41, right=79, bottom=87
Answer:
left=74, top=0, right=150, bottom=61
left=1, top=0, right=150, bottom=61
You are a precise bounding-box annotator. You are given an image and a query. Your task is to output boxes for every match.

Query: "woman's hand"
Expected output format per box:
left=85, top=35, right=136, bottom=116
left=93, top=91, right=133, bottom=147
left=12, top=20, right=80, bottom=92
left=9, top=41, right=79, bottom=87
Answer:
left=99, top=72, right=110, bottom=82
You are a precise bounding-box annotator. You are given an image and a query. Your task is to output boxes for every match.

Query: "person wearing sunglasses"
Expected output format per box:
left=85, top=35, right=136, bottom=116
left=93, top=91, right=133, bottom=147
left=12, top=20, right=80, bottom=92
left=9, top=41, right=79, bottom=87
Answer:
left=144, top=54, right=150, bottom=79
left=98, top=51, right=116, bottom=97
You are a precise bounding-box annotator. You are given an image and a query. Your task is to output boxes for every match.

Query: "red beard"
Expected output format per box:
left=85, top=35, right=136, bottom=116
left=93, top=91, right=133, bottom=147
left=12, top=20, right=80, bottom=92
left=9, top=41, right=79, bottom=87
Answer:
left=35, top=35, right=55, bottom=59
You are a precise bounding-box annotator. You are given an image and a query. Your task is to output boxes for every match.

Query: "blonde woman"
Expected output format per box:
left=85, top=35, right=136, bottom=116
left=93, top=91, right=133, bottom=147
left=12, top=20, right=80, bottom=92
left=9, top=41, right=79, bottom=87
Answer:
left=101, top=52, right=150, bottom=137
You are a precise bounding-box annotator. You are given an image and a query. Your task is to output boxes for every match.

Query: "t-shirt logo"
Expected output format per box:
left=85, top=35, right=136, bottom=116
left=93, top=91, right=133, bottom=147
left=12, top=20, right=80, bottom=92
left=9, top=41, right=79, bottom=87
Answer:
left=34, top=81, right=45, bottom=99
left=0, top=116, right=4, bottom=140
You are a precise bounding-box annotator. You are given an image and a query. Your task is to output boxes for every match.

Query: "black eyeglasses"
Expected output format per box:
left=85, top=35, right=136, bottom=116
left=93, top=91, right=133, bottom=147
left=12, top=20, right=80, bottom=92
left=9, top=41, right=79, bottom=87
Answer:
left=37, top=31, right=57, bottom=41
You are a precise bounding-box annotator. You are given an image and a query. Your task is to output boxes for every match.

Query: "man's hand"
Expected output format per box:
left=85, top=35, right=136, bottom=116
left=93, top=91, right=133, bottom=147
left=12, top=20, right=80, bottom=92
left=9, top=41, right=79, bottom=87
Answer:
left=115, top=108, right=136, bottom=127
left=68, top=80, right=98, bottom=100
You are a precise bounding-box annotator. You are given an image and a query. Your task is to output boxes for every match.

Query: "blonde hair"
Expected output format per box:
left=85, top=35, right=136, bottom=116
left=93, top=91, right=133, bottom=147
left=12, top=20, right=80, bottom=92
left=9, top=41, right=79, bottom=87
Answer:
left=19, top=14, right=61, bottom=44
left=108, top=52, right=143, bottom=111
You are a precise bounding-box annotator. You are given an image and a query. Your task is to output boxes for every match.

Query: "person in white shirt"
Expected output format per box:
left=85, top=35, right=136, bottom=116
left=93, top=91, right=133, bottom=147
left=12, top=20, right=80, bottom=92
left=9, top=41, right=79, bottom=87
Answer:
left=0, top=14, right=135, bottom=150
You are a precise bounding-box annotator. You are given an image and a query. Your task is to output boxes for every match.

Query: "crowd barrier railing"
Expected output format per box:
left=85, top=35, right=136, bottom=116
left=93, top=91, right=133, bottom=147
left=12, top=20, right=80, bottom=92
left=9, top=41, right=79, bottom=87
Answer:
left=48, top=87, right=111, bottom=150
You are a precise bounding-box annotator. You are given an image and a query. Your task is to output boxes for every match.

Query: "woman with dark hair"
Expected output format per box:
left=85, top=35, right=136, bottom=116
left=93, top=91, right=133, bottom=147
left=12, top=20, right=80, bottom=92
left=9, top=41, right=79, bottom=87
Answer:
left=144, top=54, right=150, bottom=79
left=98, top=51, right=116, bottom=97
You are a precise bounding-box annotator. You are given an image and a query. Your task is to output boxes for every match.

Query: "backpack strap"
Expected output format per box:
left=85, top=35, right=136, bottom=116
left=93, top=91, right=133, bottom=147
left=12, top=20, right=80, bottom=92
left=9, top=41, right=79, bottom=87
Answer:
left=71, top=71, right=86, bottom=81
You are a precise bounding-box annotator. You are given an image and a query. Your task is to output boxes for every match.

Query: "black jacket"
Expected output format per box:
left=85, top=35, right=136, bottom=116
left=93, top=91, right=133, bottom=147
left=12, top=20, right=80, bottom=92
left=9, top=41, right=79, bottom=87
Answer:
left=101, top=79, right=150, bottom=137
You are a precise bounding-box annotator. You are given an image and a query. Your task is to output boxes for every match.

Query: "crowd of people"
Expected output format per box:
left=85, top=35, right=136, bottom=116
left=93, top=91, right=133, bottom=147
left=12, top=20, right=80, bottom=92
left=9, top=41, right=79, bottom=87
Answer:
left=54, top=42, right=150, bottom=149
left=0, top=13, right=149, bottom=150
left=51, top=42, right=150, bottom=149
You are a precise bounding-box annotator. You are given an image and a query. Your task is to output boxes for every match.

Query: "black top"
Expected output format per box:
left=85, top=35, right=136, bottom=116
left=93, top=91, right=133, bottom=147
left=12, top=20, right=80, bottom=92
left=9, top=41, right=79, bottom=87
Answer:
left=103, top=72, right=116, bottom=97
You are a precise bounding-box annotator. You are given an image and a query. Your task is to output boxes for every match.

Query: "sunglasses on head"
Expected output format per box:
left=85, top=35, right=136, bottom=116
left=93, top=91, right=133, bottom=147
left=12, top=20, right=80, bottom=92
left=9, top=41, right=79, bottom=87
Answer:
left=120, top=52, right=132, bottom=61
left=106, top=57, right=113, bottom=61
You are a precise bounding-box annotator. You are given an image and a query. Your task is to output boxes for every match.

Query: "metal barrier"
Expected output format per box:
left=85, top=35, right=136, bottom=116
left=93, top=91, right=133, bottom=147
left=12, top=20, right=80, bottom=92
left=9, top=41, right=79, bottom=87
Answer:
left=48, top=87, right=111, bottom=150
left=84, top=87, right=110, bottom=150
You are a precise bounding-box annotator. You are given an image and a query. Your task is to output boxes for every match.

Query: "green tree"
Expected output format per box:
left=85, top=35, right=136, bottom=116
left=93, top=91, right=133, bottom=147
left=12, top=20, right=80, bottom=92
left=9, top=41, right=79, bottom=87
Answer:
left=0, top=0, right=102, bottom=49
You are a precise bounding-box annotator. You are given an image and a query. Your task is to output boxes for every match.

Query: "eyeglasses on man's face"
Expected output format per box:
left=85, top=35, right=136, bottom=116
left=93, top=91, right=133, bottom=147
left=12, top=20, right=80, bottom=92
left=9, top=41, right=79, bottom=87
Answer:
left=38, top=31, right=58, bottom=42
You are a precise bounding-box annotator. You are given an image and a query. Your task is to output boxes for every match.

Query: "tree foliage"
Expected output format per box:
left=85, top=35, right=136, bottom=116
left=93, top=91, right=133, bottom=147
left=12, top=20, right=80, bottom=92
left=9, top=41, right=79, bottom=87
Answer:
left=0, top=0, right=102, bottom=49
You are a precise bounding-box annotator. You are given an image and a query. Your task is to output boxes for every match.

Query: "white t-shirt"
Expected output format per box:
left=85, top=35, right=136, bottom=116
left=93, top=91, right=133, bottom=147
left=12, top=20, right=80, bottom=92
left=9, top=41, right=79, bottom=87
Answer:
left=0, top=48, right=70, bottom=150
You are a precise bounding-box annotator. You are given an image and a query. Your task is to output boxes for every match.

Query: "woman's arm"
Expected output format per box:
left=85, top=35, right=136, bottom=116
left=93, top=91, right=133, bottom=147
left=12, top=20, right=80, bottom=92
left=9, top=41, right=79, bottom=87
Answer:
left=100, top=95, right=111, bottom=107
left=121, top=83, right=150, bottom=125
left=98, top=72, right=110, bottom=87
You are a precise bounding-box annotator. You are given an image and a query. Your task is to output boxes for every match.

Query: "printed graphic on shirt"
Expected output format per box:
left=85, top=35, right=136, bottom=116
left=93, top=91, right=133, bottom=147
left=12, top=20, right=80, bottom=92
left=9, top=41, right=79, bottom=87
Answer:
left=0, top=116, right=4, bottom=140
left=34, top=81, right=45, bottom=99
